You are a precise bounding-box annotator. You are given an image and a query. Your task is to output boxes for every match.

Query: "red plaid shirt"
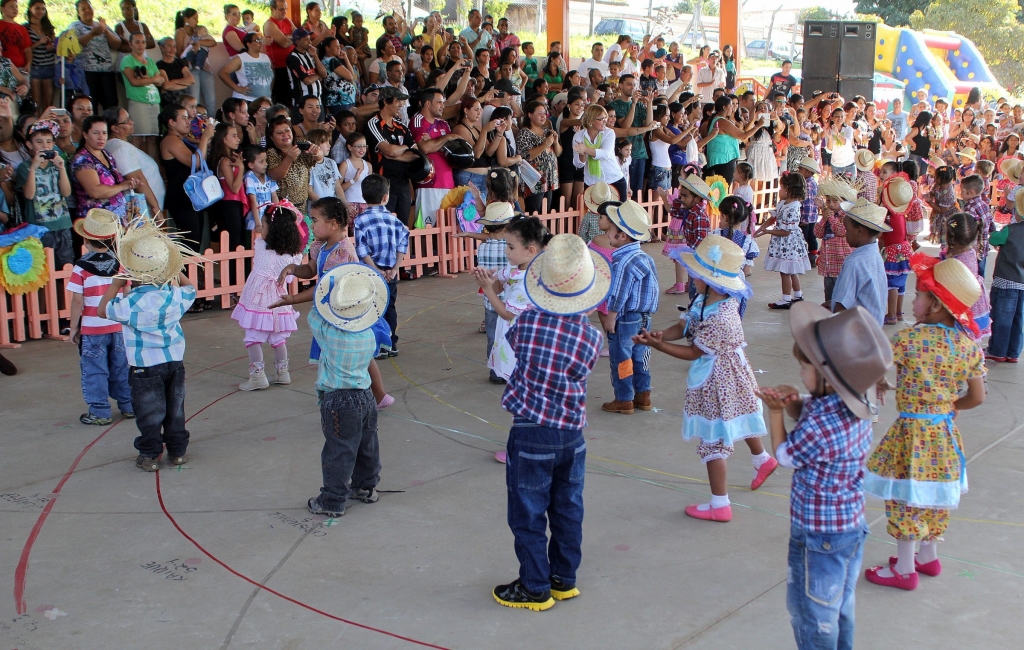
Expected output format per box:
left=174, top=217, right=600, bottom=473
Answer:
left=963, top=195, right=994, bottom=258
left=813, top=207, right=852, bottom=277
left=857, top=171, right=878, bottom=204
left=672, top=199, right=710, bottom=247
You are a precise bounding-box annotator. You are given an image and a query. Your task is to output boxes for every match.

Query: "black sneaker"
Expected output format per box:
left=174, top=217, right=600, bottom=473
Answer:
left=80, top=413, right=112, bottom=426
left=388, top=347, right=399, bottom=357
left=122, top=412, right=135, bottom=419
left=307, top=496, right=345, bottom=518
left=488, top=375, right=507, bottom=385
left=790, top=296, right=805, bottom=303
left=768, top=300, right=793, bottom=310
left=550, top=576, right=580, bottom=601
left=492, top=579, right=554, bottom=611
left=351, top=487, right=379, bottom=503
left=135, top=455, right=160, bottom=472
left=375, top=351, right=390, bottom=361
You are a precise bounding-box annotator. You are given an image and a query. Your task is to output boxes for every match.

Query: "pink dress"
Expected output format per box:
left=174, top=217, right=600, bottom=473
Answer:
left=588, top=240, right=614, bottom=314
left=231, top=238, right=303, bottom=335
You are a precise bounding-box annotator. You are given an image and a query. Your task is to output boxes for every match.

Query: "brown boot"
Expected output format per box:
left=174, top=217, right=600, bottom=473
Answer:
left=602, top=399, right=634, bottom=414
left=634, top=391, right=652, bottom=411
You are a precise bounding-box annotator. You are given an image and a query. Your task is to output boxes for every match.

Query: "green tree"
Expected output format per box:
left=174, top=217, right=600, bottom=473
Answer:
left=673, top=1, right=718, bottom=18
left=911, top=0, right=1024, bottom=90
left=854, top=0, right=932, bottom=26
left=484, top=0, right=511, bottom=22
left=798, top=7, right=844, bottom=24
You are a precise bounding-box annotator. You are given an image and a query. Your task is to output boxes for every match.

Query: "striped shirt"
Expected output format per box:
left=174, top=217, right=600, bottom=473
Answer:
left=67, top=254, right=122, bottom=335
left=106, top=285, right=196, bottom=367
left=607, top=241, right=660, bottom=315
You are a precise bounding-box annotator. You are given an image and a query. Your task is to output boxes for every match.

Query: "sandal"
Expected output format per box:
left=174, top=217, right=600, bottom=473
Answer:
left=478, top=320, right=487, bottom=334
left=884, top=316, right=898, bottom=325
left=665, top=283, right=687, bottom=294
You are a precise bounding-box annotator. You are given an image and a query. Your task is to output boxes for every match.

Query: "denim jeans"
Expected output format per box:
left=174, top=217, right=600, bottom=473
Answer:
left=649, top=165, right=671, bottom=190
left=80, top=332, right=132, bottom=418
left=506, top=419, right=586, bottom=594
left=41, top=228, right=74, bottom=269
left=454, top=170, right=488, bottom=203
left=129, top=361, right=188, bottom=458
left=318, top=388, right=380, bottom=510
left=988, top=286, right=1024, bottom=359
left=384, top=277, right=399, bottom=346
left=607, top=311, right=652, bottom=402
left=484, top=307, right=500, bottom=381
left=823, top=276, right=837, bottom=304
left=978, top=254, right=988, bottom=279
left=188, top=68, right=217, bottom=115
left=787, top=524, right=866, bottom=650
left=628, top=157, right=647, bottom=199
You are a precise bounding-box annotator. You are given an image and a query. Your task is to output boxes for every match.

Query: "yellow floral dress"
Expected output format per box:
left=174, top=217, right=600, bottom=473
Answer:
left=864, top=324, right=984, bottom=540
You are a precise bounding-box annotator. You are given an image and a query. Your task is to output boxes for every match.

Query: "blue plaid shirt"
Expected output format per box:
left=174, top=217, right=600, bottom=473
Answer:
left=778, top=394, right=873, bottom=533
left=501, top=309, right=603, bottom=430
left=106, top=285, right=195, bottom=367
left=800, top=177, right=819, bottom=224
left=354, top=205, right=410, bottom=269
left=607, top=241, right=659, bottom=315
left=308, top=310, right=377, bottom=393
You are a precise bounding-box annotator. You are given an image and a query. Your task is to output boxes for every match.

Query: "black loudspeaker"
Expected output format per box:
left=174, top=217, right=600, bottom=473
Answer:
left=800, top=76, right=839, bottom=97
left=838, top=77, right=874, bottom=101
left=802, top=21, right=841, bottom=79
left=838, top=21, right=876, bottom=79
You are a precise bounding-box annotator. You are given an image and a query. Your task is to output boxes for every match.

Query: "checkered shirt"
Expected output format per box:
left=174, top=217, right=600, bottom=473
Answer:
left=963, top=195, right=994, bottom=258
left=813, top=208, right=852, bottom=278
left=354, top=205, right=410, bottom=269
left=673, top=200, right=710, bottom=247
left=781, top=394, right=873, bottom=533
left=476, top=237, right=510, bottom=311
left=307, top=310, right=377, bottom=392
left=105, top=285, right=195, bottom=367
left=857, top=171, right=878, bottom=204
left=607, top=241, right=660, bottom=315
left=501, top=309, right=603, bottom=430
left=800, top=177, right=819, bottom=224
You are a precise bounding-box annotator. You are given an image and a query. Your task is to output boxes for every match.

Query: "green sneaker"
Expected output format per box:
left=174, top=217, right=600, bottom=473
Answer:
left=80, top=413, right=112, bottom=426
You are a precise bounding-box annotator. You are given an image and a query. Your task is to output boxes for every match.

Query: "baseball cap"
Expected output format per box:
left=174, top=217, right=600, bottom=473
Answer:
left=292, top=27, right=311, bottom=43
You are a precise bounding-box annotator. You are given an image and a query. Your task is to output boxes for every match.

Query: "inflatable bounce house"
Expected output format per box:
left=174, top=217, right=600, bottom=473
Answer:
left=875, top=24, right=1003, bottom=108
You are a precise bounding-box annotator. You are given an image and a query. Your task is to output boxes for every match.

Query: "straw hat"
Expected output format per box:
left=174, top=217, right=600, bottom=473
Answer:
left=854, top=149, right=876, bottom=172
left=523, top=233, right=611, bottom=315
left=928, top=154, right=946, bottom=169
left=880, top=177, right=913, bottom=214
left=797, top=156, right=820, bottom=174
left=789, top=302, right=893, bottom=420
left=999, top=157, right=1023, bottom=183
left=115, top=218, right=198, bottom=285
left=583, top=181, right=620, bottom=213
left=956, top=147, right=978, bottom=163
left=670, top=234, right=752, bottom=300
left=840, top=198, right=892, bottom=232
left=967, top=133, right=981, bottom=144
left=910, top=253, right=982, bottom=336
left=817, top=177, right=858, bottom=202
left=605, top=200, right=652, bottom=242
left=313, top=263, right=389, bottom=332
left=477, top=201, right=515, bottom=225
left=73, top=208, right=119, bottom=240
left=1016, top=190, right=1024, bottom=218
left=678, top=173, right=713, bottom=201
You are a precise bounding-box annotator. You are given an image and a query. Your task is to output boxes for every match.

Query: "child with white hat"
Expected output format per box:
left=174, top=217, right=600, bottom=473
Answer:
left=306, top=263, right=390, bottom=518
left=97, top=219, right=198, bottom=472
left=492, top=234, right=608, bottom=611
left=813, top=177, right=858, bottom=304
left=832, top=198, right=890, bottom=324
left=795, top=156, right=821, bottom=266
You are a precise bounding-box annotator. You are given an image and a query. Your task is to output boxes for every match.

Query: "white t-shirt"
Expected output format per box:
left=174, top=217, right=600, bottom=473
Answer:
left=827, top=125, right=856, bottom=168
left=105, top=138, right=165, bottom=209
left=309, top=158, right=342, bottom=200
left=577, top=58, right=609, bottom=79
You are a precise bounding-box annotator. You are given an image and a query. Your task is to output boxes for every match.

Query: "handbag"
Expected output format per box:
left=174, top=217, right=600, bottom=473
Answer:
left=184, top=154, right=224, bottom=211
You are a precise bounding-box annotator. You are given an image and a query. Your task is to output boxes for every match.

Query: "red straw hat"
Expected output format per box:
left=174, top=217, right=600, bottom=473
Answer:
left=910, top=253, right=981, bottom=336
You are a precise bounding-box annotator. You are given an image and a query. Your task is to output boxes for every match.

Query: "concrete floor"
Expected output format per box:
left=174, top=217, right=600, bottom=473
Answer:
left=2, top=242, right=1023, bottom=650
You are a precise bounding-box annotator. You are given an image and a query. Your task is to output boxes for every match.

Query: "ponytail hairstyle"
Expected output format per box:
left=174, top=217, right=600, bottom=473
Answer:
left=933, top=165, right=955, bottom=186
left=717, top=196, right=750, bottom=239
left=899, top=159, right=919, bottom=182
left=486, top=168, right=518, bottom=203
left=944, top=212, right=982, bottom=257
left=263, top=205, right=303, bottom=256
left=505, top=215, right=552, bottom=249
left=175, top=8, right=198, bottom=31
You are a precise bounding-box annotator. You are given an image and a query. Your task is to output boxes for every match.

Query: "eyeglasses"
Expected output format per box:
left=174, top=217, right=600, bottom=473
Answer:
left=352, top=144, right=367, bottom=149
left=117, top=117, right=133, bottom=125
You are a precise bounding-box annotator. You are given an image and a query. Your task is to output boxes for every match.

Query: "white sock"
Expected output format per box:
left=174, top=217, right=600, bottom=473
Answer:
left=918, top=539, right=939, bottom=564
left=894, top=539, right=918, bottom=576
left=751, top=451, right=771, bottom=469
left=247, top=343, right=264, bottom=365
left=780, top=294, right=791, bottom=303
left=697, top=494, right=731, bottom=511
left=793, top=290, right=803, bottom=298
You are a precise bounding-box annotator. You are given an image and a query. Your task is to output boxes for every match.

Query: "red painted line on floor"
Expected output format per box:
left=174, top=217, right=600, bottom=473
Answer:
left=13, top=419, right=124, bottom=614
left=155, top=471, right=450, bottom=649
left=185, top=355, right=249, bottom=380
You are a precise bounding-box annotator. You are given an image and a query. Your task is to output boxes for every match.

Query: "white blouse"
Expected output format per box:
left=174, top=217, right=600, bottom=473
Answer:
left=571, top=127, right=624, bottom=186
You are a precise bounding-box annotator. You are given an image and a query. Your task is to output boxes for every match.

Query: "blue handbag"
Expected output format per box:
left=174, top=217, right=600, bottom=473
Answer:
left=184, top=153, right=224, bottom=211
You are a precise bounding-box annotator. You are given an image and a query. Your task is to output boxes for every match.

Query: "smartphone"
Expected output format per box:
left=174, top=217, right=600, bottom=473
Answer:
left=495, top=90, right=505, bottom=98
left=52, top=108, right=68, bottom=117
left=758, top=113, right=771, bottom=123
left=296, top=141, right=312, bottom=152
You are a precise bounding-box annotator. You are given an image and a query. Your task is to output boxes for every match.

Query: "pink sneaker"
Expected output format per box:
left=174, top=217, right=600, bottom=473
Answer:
left=684, top=503, right=732, bottom=522
left=494, top=450, right=507, bottom=463
left=377, top=394, right=395, bottom=409
left=865, top=565, right=918, bottom=590
left=750, top=457, right=779, bottom=490
left=599, top=346, right=609, bottom=357
left=888, top=555, right=942, bottom=577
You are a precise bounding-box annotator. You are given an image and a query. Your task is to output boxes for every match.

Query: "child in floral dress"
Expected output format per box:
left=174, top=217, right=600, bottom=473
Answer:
left=757, top=172, right=810, bottom=309
left=863, top=255, right=986, bottom=591
left=634, top=234, right=776, bottom=522
left=924, top=166, right=956, bottom=245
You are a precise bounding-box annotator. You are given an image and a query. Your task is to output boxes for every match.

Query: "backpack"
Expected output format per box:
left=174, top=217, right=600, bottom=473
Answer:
left=184, top=154, right=223, bottom=211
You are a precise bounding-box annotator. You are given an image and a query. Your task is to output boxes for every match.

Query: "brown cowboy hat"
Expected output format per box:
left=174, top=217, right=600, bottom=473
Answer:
left=789, top=302, right=893, bottom=420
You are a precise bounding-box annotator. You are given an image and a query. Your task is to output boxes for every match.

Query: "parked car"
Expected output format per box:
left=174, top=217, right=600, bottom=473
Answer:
left=594, top=18, right=648, bottom=41
left=746, top=40, right=802, bottom=62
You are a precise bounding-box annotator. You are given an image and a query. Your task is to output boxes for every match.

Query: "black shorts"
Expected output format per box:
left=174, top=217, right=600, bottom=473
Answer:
left=800, top=222, right=818, bottom=254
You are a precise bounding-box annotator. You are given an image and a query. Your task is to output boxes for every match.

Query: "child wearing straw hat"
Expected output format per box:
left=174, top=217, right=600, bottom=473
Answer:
left=833, top=198, right=890, bottom=324
left=578, top=181, right=619, bottom=244
left=879, top=175, right=914, bottom=324
left=995, top=157, right=1023, bottom=223
left=960, top=174, right=995, bottom=278
left=492, top=233, right=608, bottom=611
left=757, top=303, right=892, bottom=646
left=635, top=234, right=775, bottom=522
left=67, top=209, right=132, bottom=426
left=599, top=200, right=660, bottom=415
left=795, top=156, right=821, bottom=266
left=863, top=255, right=986, bottom=591
left=986, top=192, right=1024, bottom=362
left=660, top=173, right=712, bottom=296
left=813, top=176, right=858, bottom=304
left=955, top=146, right=977, bottom=182
left=97, top=219, right=198, bottom=472
left=306, top=263, right=390, bottom=518
left=854, top=148, right=879, bottom=204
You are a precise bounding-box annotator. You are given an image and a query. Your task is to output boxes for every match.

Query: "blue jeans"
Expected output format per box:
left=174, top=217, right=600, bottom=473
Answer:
left=787, top=524, right=866, bottom=650
left=80, top=332, right=132, bottom=418
left=649, top=165, right=671, bottom=190
left=506, top=419, right=586, bottom=594
left=608, top=311, right=651, bottom=402
left=978, top=254, right=988, bottom=279
left=454, top=170, right=488, bottom=203
left=628, top=157, right=647, bottom=199
left=129, top=361, right=188, bottom=458
left=384, top=277, right=399, bottom=346
left=188, top=68, right=216, bottom=113
left=484, top=307, right=500, bottom=381
left=988, top=286, right=1024, bottom=359
left=317, top=388, right=380, bottom=511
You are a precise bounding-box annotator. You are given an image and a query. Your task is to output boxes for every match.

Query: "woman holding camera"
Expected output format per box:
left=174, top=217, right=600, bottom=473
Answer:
left=266, top=114, right=320, bottom=208
left=119, top=32, right=163, bottom=160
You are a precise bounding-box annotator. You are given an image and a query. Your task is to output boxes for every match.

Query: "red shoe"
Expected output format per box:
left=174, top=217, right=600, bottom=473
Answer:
left=750, top=457, right=778, bottom=490
left=865, top=565, right=919, bottom=590
left=684, top=503, right=732, bottom=522
left=985, top=354, right=1006, bottom=363
left=888, top=555, right=942, bottom=577
left=1006, top=358, right=1019, bottom=363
